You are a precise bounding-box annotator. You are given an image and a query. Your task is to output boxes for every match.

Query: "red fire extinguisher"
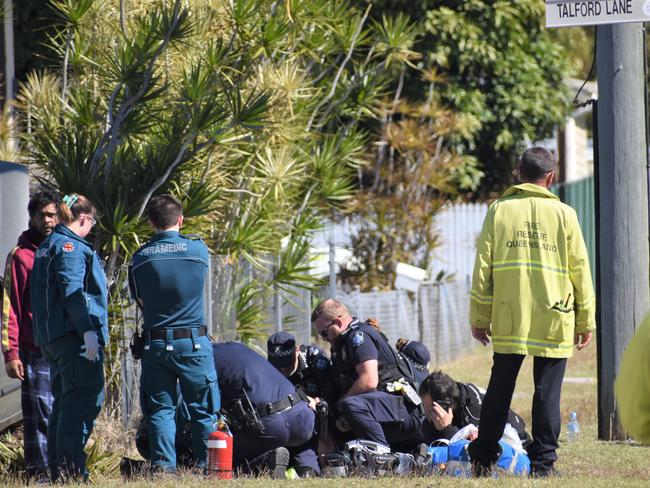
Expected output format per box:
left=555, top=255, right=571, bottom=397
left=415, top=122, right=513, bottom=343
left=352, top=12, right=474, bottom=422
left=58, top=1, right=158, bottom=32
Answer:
left=207, top=420, right=233, bottom=479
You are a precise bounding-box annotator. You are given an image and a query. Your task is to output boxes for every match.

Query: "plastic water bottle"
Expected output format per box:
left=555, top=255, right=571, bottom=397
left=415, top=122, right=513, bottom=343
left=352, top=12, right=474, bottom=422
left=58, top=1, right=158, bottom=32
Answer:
left=566, top=411, right=580, bottom=442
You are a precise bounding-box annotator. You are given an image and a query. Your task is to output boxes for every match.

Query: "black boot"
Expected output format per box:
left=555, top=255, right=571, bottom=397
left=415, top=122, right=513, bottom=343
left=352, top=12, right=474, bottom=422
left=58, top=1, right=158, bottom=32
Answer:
left=264, top=447, right=290, bottom=479
left=471, top=460, right=493, bottom=478
left=530, top=465, right=561, bottom=478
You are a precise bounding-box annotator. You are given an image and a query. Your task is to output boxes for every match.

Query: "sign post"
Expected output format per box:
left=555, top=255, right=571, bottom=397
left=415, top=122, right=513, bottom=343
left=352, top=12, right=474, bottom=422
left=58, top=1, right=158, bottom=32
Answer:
left=546, top=1, right=650, bottom=441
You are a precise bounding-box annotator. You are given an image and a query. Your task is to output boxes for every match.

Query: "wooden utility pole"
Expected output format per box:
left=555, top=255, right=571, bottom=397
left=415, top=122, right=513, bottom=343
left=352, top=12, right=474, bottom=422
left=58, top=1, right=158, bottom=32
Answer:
left=596, top=22, right=650, bottom=440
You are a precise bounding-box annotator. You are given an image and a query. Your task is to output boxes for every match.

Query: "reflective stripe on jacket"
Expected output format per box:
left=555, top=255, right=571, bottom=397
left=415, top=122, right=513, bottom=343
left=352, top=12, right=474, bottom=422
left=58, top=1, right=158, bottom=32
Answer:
left=470, top=183, right=595, bottom=358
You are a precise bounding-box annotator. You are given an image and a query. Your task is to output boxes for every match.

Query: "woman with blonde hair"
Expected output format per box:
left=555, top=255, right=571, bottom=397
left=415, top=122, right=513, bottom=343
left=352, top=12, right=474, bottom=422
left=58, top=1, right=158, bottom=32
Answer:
left=31, top=193, right=108, bottom=482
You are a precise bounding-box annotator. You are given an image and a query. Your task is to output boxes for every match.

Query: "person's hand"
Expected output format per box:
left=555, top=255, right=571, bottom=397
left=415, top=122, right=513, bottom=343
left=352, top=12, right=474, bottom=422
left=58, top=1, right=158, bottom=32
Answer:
left=431, top=402, right=454, bottom=431
left=575, top=331, right=592, bottom=350
left=5, top=359, right=24, bottom=381
left=83, top=331, right=99, bottom=361
left=471, top=326, right=491, bottom=346
left=335, top=415, right=351, bottom=432
left=308, top=396, right=320, bottom=411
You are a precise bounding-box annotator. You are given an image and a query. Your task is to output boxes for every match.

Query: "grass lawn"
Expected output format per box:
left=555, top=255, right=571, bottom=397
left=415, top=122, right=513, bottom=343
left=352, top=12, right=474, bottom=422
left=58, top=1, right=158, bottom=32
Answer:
left=3, top=340, right=649, bottom=487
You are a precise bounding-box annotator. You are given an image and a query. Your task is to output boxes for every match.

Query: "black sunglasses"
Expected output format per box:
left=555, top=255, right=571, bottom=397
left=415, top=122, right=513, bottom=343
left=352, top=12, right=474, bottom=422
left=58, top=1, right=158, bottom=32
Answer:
left=318, top=318, right=338, bottom=339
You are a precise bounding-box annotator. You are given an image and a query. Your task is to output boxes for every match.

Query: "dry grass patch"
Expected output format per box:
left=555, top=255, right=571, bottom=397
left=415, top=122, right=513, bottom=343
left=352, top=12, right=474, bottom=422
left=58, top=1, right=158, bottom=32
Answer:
left=441, top=340, right=598, bottom=429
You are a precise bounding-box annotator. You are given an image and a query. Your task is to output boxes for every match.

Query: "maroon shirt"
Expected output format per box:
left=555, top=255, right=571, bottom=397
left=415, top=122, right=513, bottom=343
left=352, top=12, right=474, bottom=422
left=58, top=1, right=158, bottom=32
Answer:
left=2, top=229, right=43, bottom=363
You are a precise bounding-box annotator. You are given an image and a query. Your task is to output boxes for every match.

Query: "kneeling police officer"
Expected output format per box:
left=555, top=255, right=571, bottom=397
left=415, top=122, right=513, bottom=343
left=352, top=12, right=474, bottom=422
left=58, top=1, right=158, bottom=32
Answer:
left=311, top=299, right=423, bottom=451
left=267, top=331, right=341, bottom=449
left=133, top=342, right=321, bottom=478
left=215, top=341, right=320, bottom=478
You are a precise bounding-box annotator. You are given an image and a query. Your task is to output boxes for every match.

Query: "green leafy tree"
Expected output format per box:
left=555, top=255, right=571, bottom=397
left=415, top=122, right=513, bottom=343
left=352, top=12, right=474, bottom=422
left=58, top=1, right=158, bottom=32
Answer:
left=14, top=0, right=421, bottom=392
left=550, top=26, right=595, bottom=81
left=340, top=95, right=482, bottom=291
left=361, top=0, right=572, bottom=194
left=328, top=2, right=482, bottom=289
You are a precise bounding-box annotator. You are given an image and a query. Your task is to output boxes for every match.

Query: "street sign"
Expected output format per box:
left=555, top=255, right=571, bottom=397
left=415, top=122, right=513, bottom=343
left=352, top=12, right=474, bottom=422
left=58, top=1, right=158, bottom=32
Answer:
left=546, top=0, right=650, bottom=28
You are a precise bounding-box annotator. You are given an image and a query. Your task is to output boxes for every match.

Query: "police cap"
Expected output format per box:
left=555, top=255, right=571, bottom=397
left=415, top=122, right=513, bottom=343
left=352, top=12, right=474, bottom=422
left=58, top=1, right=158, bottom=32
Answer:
left=401, top=340, right=431, bottom=366
left=267, top=331, right=297, bottom=368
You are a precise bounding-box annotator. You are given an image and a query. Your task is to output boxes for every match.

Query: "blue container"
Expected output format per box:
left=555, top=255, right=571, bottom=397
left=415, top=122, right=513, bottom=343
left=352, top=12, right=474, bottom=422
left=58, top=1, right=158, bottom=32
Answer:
left=495, top=440, right=530, bottom=476
left=447, top=440, right=470, bottom=461
left=496, top=440, right=515, bottom=471
left=427, top=445, right=448, bottom=465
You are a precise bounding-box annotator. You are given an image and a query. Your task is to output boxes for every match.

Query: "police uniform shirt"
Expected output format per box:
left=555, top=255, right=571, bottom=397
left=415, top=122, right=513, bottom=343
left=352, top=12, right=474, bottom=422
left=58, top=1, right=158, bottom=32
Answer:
left=342, top=320, right=388, bottom=367
left=213, top=342, right=296, bottom=408
left=337, top=319, right=399, bottom=385
left=129, top=230, right=208, bottom=329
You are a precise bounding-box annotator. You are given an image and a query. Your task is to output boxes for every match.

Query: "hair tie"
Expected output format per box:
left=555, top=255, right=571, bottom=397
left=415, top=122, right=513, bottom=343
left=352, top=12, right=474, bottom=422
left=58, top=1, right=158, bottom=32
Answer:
left=62, top=194, right=78, bottom=207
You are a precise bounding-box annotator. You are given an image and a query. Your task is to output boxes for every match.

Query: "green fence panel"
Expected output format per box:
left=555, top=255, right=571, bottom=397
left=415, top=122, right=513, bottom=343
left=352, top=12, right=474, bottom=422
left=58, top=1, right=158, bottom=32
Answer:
left=552, top=176, right=596, bottom=283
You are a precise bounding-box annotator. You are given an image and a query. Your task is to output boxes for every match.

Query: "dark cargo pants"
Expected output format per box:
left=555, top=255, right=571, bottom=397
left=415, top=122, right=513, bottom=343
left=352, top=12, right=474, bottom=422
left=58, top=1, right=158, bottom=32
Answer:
left=468, top=353, right=567, bottom=475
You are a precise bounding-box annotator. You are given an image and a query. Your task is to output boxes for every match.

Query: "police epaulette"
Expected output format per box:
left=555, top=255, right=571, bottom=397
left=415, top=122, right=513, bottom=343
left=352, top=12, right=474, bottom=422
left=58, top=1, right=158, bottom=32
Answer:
left=350, top=320, right=363, bottom=330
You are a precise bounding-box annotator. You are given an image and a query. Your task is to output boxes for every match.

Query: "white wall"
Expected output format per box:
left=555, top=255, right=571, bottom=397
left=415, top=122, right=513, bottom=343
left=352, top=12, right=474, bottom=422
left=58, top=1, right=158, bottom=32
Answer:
left=428, top=202, right=488, bottom=283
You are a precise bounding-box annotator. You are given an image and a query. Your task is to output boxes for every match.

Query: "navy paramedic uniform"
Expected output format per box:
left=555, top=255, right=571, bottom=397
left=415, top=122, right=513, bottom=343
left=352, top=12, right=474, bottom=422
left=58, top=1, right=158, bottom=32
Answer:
left=213, top=342, right=320, bottom=474
left=129, top=230, right=219, bottom=472
left=135, top=389, right=195, bottom=467
left=31, top=224, right=108, bottom=480
left=333, top=319, right=422, bottom=449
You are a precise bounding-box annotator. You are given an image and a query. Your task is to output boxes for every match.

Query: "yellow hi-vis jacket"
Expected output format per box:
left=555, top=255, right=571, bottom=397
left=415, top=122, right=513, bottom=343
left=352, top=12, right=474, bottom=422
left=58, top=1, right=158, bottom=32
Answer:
left=616, top=314, right=650, bottom=443
left=470, top=183, right=596, bottom=358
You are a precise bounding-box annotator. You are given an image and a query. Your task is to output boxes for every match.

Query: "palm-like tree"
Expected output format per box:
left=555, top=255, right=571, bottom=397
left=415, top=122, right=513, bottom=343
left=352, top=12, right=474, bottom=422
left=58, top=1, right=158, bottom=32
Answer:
left=13, top=0, right=425, bottom=408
